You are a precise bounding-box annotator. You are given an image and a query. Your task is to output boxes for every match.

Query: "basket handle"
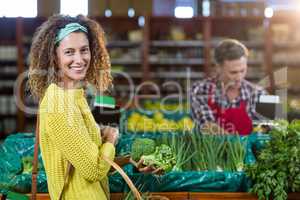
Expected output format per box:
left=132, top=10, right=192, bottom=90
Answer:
left=102, top=155, right=142, bottom=200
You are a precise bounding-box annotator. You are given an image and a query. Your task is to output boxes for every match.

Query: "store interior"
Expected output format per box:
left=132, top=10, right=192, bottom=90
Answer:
left=0, top=0, right=300, bottom=200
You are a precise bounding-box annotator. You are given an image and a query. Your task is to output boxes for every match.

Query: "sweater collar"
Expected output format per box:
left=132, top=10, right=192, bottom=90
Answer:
left=49, top=83, right=84, bottom=99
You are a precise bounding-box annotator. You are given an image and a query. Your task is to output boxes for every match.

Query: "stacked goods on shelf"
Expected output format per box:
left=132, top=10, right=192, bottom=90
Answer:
left=213, top=1, right=265, bottom=17
left=100, top=17, right=144, bottom=102
left=269, top=17, right=300, bottom=122
left=4, top=15, right=300, bottom=134
left=0, top=18, right=18, bottom=136
left=271, top=22, right=300, bottom=66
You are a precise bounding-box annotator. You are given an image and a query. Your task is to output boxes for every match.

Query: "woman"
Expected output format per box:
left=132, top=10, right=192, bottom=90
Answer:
left=190, top=39, right=266, bottom=135
left=28, top=14, right=118, bottom=200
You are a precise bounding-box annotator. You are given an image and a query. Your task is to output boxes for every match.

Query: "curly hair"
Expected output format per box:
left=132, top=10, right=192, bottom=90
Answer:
left=28, top=14, right=112, bottom=99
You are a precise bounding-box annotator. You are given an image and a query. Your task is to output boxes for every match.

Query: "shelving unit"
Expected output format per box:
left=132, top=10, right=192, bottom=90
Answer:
left=1, top=11, right=300, bottom=134
left=269, top=14, right=300, bottom=70
left=267, top=14, right=300, bottom=120
left=0, top=18, right=18, bottom=137
left=94, top=16, right=146, bottom=102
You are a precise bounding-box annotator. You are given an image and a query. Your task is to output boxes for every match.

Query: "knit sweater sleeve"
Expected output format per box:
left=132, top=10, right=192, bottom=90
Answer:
left=45, top=102, right=115, bottom=182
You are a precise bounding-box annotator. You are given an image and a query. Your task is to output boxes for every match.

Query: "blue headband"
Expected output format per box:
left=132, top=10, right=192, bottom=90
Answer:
left=55, top=22, right=88, bottom=44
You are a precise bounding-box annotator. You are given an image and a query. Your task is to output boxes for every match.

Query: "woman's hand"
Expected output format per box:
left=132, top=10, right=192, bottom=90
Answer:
left=101, top=126, right=119, bottom=145
left=130, top=158, right=164, bottom=175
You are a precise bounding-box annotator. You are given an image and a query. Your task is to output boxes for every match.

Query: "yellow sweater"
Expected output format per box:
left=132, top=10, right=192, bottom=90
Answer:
left=39, top=83, right=115, bottom=200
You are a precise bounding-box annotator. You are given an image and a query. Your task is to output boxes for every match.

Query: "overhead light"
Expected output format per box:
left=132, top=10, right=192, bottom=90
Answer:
left=0, top=0, right=37, bottom=17
left=202, top=0, right=210, bottom=17
left=174, top=6, right=194, bottom=18
left=264, top=7, right=273, bottom=18
left=138, top=16, right=145, bottom=27
left=104, top=0, right=112, bottom=17
left=105, top=9, right=112, bottom=17
left=128, top=7, right=135, bottom=18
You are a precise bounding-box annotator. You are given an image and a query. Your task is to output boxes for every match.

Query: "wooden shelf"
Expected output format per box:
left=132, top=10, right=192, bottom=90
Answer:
left=209, top=16, right=265, bottom=21
left=151, top=40, right=204, bottom=47
left=0, top=40, right=16, bottom=45
left=150, top=58, right=204, bottom=65
left=107, top=41, right=141, bottom=48
left=0, top=60, right=17, bottom=65
left=111, top=59, right=141, bottom=65
left=273, top=60, right=300, bottom=66
left=273, top=41, right=300, bottom=49
left=113, top=71, right=204, bottom=80
left=0, top=73, right=17, bottom=80
left=0, top=87, right=14, bottom=95
left=0, top=114, right=17, bottom=119
left=210, top=40, right=263, bottom=48
left=288, top=87, right=300, bottom=95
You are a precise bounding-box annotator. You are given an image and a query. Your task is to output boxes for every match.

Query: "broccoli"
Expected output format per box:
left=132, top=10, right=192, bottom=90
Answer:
left=21, top=156, right=44, bottom=174
left=131, top=138, right=156, bottom=162
left=22, top=156, right=34, bottom=174
left=141, top=144, right=176, bottom=173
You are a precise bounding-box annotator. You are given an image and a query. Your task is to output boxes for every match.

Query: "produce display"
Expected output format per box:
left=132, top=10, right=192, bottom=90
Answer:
left=21, top=156, right=34, bottom=174
left=131, top=138, right=156, bottom=162
left=131, top=138, right=176, bottom=173
left=1, top=115, right=299, bottom=198
left=126, top=111, right=194, bottom=132
left=129, top=132, right=248, bottom=173
left=191, top=133, right=247, bottom=172
left=141, top=144, right=176, bottom=173
left=143, top=100, right=189, bottom=112
left=246, top=120, right=300, bottom=200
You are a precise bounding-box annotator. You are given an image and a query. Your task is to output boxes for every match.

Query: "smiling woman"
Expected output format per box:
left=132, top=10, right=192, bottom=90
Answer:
left=28, top=15, right=112, bottom=99
left=56, top=31, right=91, bottom=89
left=28, top=15, right=119, bottom=200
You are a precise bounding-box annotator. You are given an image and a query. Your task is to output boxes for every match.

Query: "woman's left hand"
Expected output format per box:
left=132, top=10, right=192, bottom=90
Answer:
left=101, top=126, right=119, bottom=145
left=130, top=158, right=164, bottom=175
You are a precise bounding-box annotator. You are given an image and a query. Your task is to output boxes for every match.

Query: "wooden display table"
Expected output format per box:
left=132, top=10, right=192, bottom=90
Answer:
left=1, top=192, right=299, bottom=200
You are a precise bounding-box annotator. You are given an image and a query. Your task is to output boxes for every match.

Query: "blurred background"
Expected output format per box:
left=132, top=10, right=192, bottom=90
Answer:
left=0, top=0, right=300, bottom=138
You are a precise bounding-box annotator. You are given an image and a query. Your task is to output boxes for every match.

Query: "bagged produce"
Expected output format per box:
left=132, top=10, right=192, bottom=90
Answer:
left=0, top=133, right=46, bottom=194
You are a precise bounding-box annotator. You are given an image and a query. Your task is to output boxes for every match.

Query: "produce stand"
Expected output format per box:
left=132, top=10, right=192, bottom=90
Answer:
left=1, top=192, right=300, bottom=200
left=1, top=110, right=300, bottom=199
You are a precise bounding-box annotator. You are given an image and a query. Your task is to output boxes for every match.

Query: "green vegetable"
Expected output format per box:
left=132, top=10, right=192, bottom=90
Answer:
left=227, top=135, right=247, bottom=172
left=22, top=156, right=34, bottom=174
left=170, top=133, right=195, bottom=172
left=246, top=120, right=300, bottom=200
left=131, top=138, right=156, bottom=162
left=190, top=133, right=247, bottom=172
left=141, top=144, right=176, bottom=172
